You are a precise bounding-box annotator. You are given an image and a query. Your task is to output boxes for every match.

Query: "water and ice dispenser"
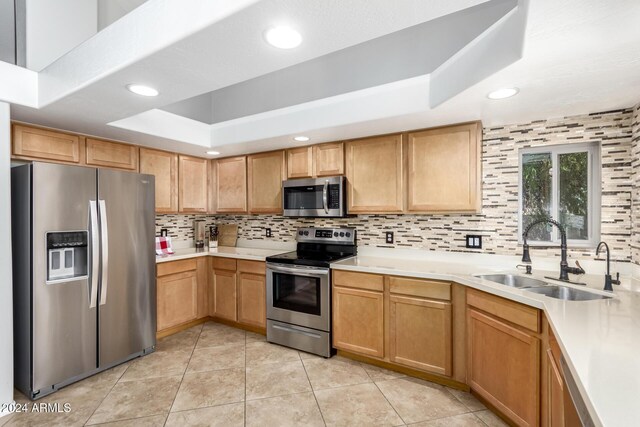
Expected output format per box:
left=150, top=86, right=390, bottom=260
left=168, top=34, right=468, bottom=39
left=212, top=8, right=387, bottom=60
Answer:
left=46, top=231, right=88, bottom=282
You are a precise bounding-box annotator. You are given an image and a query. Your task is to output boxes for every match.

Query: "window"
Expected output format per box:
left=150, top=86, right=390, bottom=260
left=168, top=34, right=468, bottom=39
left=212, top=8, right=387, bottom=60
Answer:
left=519, top=143, right=600, bottom=246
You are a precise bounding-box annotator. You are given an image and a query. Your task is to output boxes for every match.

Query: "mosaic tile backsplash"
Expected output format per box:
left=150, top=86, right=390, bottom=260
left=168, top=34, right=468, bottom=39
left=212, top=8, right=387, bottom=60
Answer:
left=631, top=103, right=640, bottom=265
left=157, top=107, right=639, bottom=263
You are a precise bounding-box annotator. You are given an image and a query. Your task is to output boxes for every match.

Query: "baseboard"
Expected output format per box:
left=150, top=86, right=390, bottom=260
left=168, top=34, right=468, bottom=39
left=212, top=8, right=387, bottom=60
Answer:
left=337, top=350, right=468, bottom=391
left=208, top=316, right=266, bottom=335
left=156, top=317, right=209, bottom=339
left=156, top=316, right=267, bottom=340
left=470, top=390, right=519, bottom=427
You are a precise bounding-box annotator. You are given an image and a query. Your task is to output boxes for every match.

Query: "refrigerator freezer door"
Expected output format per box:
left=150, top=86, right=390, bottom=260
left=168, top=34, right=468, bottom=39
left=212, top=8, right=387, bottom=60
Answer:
left=31, top=163, right=98, bottom=393
left=97, top=169, right=156, bottom=368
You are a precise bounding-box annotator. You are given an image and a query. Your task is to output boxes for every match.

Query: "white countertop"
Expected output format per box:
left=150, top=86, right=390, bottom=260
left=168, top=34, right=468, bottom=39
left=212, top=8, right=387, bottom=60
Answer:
left=331, top=253, right=640, bottom=427
left=156, top=246, right=287, bottom=263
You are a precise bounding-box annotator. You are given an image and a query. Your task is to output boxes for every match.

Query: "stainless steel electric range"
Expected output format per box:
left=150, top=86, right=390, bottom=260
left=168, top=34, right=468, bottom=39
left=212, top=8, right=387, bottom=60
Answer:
left=265, top=227, right=357, bottom=357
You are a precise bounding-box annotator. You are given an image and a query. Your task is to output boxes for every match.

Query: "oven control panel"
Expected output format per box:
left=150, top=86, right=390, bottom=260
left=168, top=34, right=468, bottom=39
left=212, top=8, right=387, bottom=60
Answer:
left=296, top=227, right=356, bottom=244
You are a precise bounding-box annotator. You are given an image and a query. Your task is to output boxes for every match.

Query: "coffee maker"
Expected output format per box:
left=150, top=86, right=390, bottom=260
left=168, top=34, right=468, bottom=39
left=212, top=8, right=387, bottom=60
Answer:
left=194, top=220, right=206, bottom=249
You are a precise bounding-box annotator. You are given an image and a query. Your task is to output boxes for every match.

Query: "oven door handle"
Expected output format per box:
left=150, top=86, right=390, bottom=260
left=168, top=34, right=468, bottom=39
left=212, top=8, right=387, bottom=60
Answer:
left=267, top=264, right=330, bottom=276
left=322, top=180, right=329, bottom=214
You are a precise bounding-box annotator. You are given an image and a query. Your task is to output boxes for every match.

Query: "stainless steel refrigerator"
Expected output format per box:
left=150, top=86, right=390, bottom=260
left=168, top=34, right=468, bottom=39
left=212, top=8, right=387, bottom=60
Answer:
left=11, top=162, right=156, bottom=399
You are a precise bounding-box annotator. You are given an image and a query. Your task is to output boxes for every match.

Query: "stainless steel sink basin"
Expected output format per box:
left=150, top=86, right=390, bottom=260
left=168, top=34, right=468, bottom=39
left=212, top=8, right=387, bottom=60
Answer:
left=526, top=285, right=611, bottom=301
left=474, top=274, right=548, bottom=289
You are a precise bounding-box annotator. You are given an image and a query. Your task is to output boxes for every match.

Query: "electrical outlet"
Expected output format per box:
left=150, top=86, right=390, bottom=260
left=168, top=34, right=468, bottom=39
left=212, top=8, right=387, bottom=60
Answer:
left=465, top=234, right=482, bottom=249
left=265, top=228, right=272, bottom=238
left=160, top=228, right=168, bottom=237
left=385, top=231, right=394, bottom=244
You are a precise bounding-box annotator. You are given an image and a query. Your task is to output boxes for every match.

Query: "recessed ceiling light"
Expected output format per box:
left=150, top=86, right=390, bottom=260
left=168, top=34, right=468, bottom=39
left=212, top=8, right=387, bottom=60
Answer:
left=293, top=136, right=309, bottom=142
left=126, top=84, right=159, bottom=97
left=264, top=26, right=302, bottom=49
left=206, top=150, right=220, bottom=155
left=487, top=87, right=519, bottom=100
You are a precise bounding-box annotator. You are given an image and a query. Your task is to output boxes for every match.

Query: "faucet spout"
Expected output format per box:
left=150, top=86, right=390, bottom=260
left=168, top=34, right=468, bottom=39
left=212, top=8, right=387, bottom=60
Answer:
left=522, top=217, right=585, bottom=281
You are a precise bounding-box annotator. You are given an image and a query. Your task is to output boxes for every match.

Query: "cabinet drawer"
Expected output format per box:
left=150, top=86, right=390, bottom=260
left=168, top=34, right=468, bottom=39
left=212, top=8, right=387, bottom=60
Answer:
left=467, top=288, right=540, bottom=333
left=212, top=257, right=237, bottom=271
left=86, top=138, right=138, bottom=170
left=157, top=259, right=197, bottom=277
left=333, top=270, right=384, bottom=292
left=237, top=260, right=265, bottom=275
left=389, top=276, right=451, bottom=301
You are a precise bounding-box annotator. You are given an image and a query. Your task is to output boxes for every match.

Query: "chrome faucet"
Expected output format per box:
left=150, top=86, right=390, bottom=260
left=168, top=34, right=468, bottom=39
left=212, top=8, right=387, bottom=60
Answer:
left=521, top=217, right=585, bottom=281
left=595, top=242, right=620, bottom=291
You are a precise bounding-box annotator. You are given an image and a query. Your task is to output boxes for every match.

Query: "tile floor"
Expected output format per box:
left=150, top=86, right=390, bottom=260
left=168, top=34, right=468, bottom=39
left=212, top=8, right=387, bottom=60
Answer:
left=1, top=321, right=508, bottom=427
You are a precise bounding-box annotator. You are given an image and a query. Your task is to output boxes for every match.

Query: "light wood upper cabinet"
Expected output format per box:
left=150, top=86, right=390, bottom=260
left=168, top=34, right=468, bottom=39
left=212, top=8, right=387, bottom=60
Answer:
left=407, top=122, right=481, bottom=213
left=178, top=155, right=208, bottom=213
left=345, top=134, right=403, bottom=213
left=389, top=295, right=452, bottom=376
left=139, top=148, right=178, bottom=213
left=467, top=307, right=540, bottom=427
left=12, top=124, right=81, bottom=163
left=314, top=142, right=344, bottom=176
left=287, top=146, right=314, bottom=179
left=211, top=156, right=247, bottom=213
left=333, top=285, right=385, bottom=358
left=248, top=150, right=286, bottom=214
left=86, top=138, right=139, bottom=171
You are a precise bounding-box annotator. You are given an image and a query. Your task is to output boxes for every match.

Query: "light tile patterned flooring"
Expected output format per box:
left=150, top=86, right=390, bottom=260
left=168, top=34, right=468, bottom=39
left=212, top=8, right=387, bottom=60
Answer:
left=1, top=322, right=508, bottom=427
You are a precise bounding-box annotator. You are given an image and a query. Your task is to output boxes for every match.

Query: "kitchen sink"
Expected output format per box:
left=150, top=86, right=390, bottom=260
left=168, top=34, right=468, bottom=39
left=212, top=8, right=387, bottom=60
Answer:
left=474, top=274, right=548, bottom=289
left=526, top=285, right=611, bottom=301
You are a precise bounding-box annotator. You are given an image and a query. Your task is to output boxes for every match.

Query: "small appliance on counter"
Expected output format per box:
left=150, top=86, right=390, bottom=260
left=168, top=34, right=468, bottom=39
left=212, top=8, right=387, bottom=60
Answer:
left=209, top=225, right=218, bottom=249
left=265, top=227, right=357, bottom=357
left=194, top=220, right=206, bottom=249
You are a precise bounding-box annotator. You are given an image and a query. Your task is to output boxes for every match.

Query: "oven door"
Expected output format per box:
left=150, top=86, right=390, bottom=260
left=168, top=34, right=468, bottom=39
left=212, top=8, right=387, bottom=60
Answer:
left=282, top=176, right=345, bottom=217
left=266, top=263, right=330, bottom=332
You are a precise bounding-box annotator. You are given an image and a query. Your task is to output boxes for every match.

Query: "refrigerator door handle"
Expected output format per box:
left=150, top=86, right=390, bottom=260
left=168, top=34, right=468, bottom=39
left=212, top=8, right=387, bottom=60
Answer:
left=89, top=201, right=99, bottom=308
left=99, top=199, right=109, bottom=305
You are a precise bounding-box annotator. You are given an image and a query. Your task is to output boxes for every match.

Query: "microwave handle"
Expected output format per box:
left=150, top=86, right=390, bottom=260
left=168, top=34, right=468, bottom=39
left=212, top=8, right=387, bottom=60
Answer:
left=322, top=180, right=329, bottom=214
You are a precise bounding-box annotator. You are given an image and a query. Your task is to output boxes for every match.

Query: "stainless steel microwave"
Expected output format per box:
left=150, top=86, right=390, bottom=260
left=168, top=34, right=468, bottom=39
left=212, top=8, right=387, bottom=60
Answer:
left=282, top=176, right=347, bottom=217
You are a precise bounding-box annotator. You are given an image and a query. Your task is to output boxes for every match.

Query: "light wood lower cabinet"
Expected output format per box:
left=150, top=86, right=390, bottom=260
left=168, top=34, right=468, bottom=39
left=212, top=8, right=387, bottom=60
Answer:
left=156, top=258, right=206, bottom=333
left=139, top=148, right=178, bottom=213
left=545, top=348, right=564, bottom=427
left=389, top=295, right=452, bottom=376
left=467, top=302, right=540, bottom=427
left=332, top=270, right=456, bottom=379
left=209, top=258, right=267, bottom=330
left=210, top=268, right=238, bottom=322
left=238, top=272, right=266, bottom=328
left=333, top=286, right=385, bottom=358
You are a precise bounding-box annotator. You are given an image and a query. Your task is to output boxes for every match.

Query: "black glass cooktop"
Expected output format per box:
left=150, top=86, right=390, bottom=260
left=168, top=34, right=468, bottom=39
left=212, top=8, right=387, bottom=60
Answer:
left=266, top=250, right=355, bottom=268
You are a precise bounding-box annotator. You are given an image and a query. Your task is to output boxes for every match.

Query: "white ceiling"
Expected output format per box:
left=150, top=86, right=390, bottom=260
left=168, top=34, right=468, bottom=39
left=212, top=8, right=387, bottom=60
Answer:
left=6, top=0, right=640, bottom=158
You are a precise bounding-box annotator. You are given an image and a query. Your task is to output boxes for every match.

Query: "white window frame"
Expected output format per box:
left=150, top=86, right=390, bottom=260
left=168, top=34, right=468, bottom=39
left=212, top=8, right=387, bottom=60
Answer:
left=518, top=142, right=601, bottom=248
